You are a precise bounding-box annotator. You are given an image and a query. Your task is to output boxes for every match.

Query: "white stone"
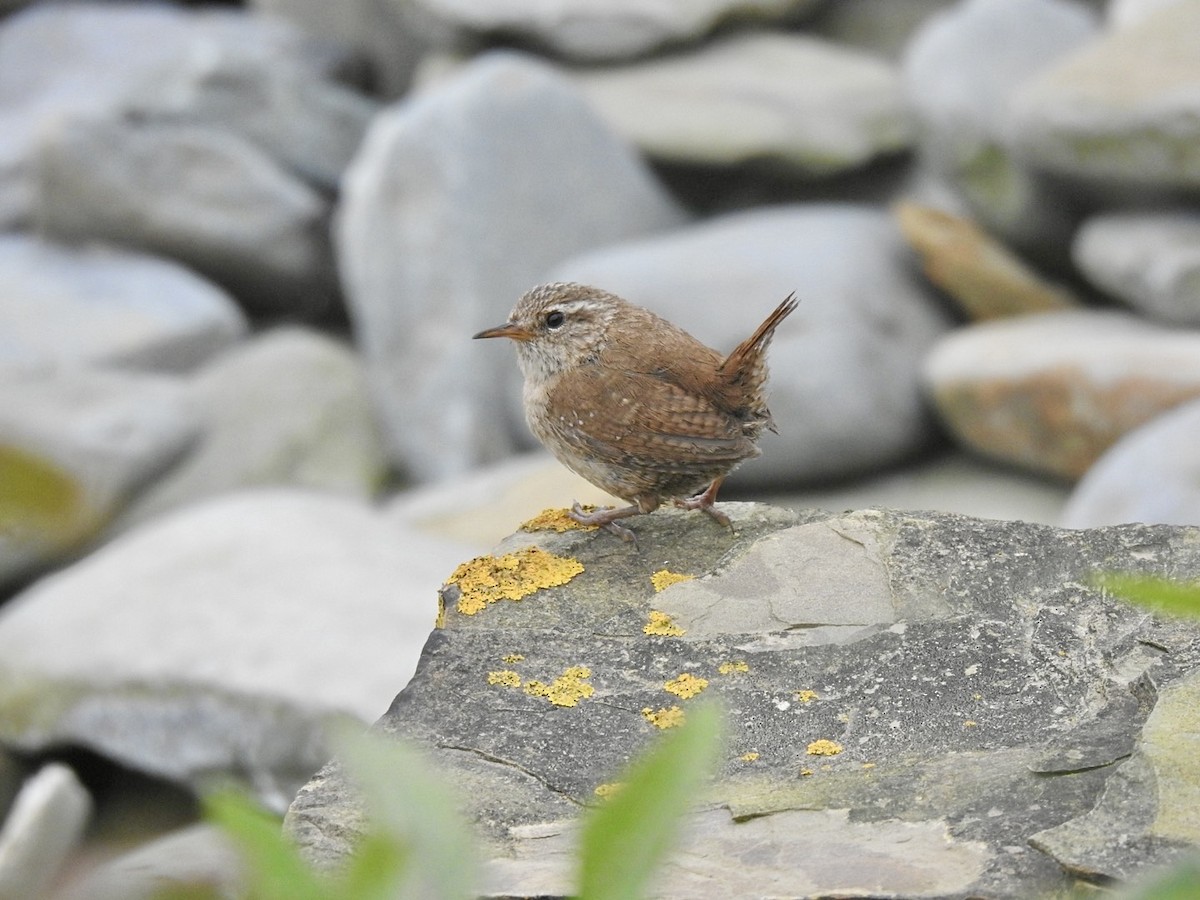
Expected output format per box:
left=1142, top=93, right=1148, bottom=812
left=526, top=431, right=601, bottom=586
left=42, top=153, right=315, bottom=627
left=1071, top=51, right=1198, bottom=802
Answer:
left=575, top=32, right=911, bottom=172
left=338, top=52, right=686, bottom=481
left=1072, top=210, right=1200, bottom=325
left=0, top=764, right=92, bottom=900
left=0, top=235, right=245, bottom=373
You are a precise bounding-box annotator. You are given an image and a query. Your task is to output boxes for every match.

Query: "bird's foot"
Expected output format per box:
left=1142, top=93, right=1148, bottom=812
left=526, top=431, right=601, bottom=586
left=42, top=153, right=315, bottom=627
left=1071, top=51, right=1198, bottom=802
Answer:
left=570, top=500, right=639, bottom=543
left=674, top=479, right=732, bottom=528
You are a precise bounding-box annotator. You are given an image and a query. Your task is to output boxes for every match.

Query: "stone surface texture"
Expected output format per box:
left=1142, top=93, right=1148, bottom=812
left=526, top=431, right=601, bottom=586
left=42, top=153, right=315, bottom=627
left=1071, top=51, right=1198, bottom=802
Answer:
left=398, top=0, right=822, bottom=62
left=338, top=52, right=686, bottom=482
left=0, top=235, right=246, bottom=373
left=895, top=201, right=1078, bottom=319
left=114, top=327, right=388, bottom=531
left=285, top=504, right=1200, bottom=896
left=901, top=0, right=1097, bottom=253
left=923, top=310, right=1200, bottom=479
left=1073, top=210, right=1200, bottom=325
left=0, top=763, right=92, bottom=900
left=0, top=368, right=199, bottom=589
left=0, top=489, right=471, bottom=810
left=1010, top=1, right=1200, bottom=189
left=1062, top=398, right=1200, bottom=528
left=574, top=32, right=911, bottom=172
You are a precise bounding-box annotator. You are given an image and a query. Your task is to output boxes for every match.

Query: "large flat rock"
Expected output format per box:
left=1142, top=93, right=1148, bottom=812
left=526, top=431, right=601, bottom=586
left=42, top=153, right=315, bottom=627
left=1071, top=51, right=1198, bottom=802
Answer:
left=285, top=503, right=1200, bottom=896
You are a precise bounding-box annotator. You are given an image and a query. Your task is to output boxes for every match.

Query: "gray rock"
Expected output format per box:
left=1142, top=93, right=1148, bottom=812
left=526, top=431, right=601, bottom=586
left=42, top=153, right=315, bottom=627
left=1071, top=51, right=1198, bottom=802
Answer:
left=398, top=0, right=822, bottom=62
left=545, top=204, right=953, bottom=486
left=0, top=1, right=361, bottom=230
left=35, top=116, right=338, bottom=319
left=1107, top=0, right=1189, bottom=28
left=250, top=0, right=426, bottom=96
left=0, top=488, right=477, bottom=809
left=807, top=0, right=959, bottom=62
left=1072, top=210, right=1200, bottom=325
left=285, top=505, right=1200, bottom=894
left=901, top=0, right=1097, bottom=252
left=115, top=327, right=389, bottom=531
left=0, top=764, right=92, bottom=900
left=0, top=367, right=199, bottom=590
left=337, top=52, right=686, bottom=481
left=0, top=235, right=246, bottom=373
left=1010, top=1, right=1200, bottom=190
left=58, top=824, right=243, bottom=900
left=574, top=32, right=911, bottom=173
left=1061, top=398, right=1200, bottom=528
left=923, top=309, right=1200, bottom=479
left=116, top=29, right=378, bottom=192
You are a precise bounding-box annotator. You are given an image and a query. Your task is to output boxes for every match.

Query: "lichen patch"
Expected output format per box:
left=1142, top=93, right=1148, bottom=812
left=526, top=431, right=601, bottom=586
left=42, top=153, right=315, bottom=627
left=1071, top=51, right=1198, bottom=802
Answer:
left=523, top=665, right=594, bottom=707
left=643, top=610, right=685, bottom=636
left=642, top=705, right=686, bottom=730
left=520, top=507, right=598, bottom=533
left=664, top=673, right=709, bottom=699
left=650, top=569, right=695, bottom=592
left=446, top=547, right=584, bottom=615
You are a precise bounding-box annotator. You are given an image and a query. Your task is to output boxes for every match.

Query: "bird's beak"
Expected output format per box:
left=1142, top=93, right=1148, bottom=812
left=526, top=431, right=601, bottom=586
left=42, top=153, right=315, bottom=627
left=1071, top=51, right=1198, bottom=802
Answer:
left=473, top=323, right=534, bottom=342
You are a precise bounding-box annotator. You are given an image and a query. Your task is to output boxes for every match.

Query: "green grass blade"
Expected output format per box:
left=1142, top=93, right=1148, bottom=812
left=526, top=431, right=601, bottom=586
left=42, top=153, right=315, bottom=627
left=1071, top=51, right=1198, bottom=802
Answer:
left=202, top=789, right=329, bottom=900
left=578, top=703, right=723, bottom=900
left=333, top=727, right=478, bottom=900
left=1095, top=573, right=1200, bottom=620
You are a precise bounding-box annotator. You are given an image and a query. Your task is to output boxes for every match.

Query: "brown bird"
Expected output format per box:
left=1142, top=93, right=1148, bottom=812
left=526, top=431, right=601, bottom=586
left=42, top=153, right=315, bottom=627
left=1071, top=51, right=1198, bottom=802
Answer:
left=474, top=282, right=797, bottom=542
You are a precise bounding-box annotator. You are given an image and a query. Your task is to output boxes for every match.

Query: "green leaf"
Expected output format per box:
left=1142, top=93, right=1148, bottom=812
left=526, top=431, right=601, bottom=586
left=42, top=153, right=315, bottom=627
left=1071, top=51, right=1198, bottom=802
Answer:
left=578, top=703, right=723, bottom=900
left=333, top=726, right=478, bottom=900
left=1109, top=855, right=1200, bottom=900
left=1094, top=573, right=1200, bottom=620
left=202, top=789, right=329, bottom=900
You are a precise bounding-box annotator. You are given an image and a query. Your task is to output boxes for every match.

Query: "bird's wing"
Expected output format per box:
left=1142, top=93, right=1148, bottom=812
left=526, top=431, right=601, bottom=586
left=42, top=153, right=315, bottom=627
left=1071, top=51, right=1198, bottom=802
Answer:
left=548, top=366, right=755, bottom=476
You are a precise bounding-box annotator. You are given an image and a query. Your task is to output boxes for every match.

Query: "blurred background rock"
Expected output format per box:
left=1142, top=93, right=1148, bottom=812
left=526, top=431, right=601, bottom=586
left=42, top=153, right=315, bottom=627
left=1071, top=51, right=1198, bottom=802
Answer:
left=0, top=0, right=1198, bottom=895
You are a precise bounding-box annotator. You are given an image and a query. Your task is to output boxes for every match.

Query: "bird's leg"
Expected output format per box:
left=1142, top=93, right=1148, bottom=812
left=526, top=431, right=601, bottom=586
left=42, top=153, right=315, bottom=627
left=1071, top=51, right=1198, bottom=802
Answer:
left=570, top=500, right=641, bottom=542
left=674, top=477, right=731, bottom=528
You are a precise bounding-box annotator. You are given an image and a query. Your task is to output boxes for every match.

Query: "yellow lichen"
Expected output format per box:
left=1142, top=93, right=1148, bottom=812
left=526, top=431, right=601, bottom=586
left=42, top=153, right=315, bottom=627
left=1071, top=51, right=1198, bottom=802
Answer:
left=641, top=705, right=686, bottom=730
left=487, top=670, right=521, bottom=687
left=594, top=782, right=625, bottom=799
left=794, top=689, right=818, bottom=703
left=502, top=653, right=525, bottom=664
left=964, top=720, right=978, bottom=728
left=862, top=762, right=876, bottom=769
left=519, top=507, right=598, bottom=533
left=435, top=592, right=446, bottom=629
left=522, top=666, right=594, bottom=707
left=806, top=739, right=843, bottom=756
left=643, top=610, right=685, bottom=637
left=740, top=752, right=760, bottom=762
left=446, top=547, right=584, bottom=615
left=663, top=673, right=708, bottom=699
left=650, top=569, right=694, bottom=592
left=718, top=660, right=750, bottom=676
left=800, top=768, right=814, bottom=777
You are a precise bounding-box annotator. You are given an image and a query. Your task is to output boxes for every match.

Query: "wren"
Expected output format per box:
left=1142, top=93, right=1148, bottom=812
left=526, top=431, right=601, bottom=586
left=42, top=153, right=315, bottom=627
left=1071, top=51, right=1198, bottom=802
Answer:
left=474, top=282, right=797, bottom=542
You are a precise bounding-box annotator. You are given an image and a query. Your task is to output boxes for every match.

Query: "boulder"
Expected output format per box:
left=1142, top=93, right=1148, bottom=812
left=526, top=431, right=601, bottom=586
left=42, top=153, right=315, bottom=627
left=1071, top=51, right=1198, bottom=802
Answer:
left=1072, top=210, right=1200, bottom=326
left=901, top=0, right=1098, bottom=254
left=285, top=504, right=1200, bottom=895
left=0, top=489, right=475, bottom=810
left=114, top=328, right=388, bottom=531
left=337, top=52, right=686, bottom=481
left=574, top=32, right=911, bottom=173
left=1062, top=398, right=1200, bottom=528
left=1011, top=1, right=1200, bottom=191
left=923, top=310, right=1200, bottom=479
left=396, top=0, right=822, bottom=62
left=36, top=117, right=338, bottom=319
left=0, top=235, right=245, bottom=373
left=0, top=367, right=198, bottom=590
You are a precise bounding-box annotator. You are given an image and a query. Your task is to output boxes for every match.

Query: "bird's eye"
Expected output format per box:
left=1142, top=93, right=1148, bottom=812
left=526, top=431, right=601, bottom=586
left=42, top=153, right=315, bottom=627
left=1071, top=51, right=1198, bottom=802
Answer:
left=545, top=310, right=565, bottom=329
